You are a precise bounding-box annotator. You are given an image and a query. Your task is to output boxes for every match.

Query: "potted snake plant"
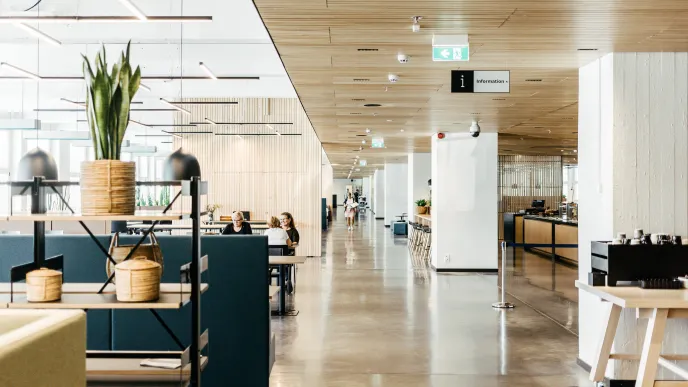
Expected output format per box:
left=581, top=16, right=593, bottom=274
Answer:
left=80, top=42, right=141, bottom=215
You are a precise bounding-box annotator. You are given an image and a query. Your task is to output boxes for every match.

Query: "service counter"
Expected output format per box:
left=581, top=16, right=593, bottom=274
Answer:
left=522, top=215, right=578, bottom=264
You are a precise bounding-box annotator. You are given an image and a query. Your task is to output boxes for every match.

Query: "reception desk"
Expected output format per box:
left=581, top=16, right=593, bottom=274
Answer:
left=523, top=216, right=578, bottom=264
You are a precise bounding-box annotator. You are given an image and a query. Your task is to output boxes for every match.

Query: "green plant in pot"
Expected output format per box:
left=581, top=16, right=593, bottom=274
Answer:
left=415, top=199, right=428, bottom=214
left=80, top=42, right=141, bottom=215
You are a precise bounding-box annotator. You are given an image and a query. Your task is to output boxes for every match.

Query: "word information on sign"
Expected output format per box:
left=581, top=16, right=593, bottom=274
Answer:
left=451, top=70, right=510, bottom=93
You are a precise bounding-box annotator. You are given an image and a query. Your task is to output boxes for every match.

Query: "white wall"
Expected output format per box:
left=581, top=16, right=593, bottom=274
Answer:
left=408, top=153, right=431, bottom=218
left=431, top=133, right=498, bottom=270
left=333, top=179, right=359, bottom=205
left=374, top=169, right=385, bottom=219
left=322, top=164, right=333, bottom=208
left=384, top=163, right=409, bottom=226
left=579, top=52, right=688, bottom=379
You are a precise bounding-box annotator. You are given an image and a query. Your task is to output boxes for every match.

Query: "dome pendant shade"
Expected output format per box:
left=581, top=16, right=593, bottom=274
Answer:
left=16, top=148, right=58, bottom=181
left=163, top=148, right=201, bottom=180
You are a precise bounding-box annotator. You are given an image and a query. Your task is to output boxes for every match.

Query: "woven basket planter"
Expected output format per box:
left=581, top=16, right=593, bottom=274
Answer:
left=80, top=160, right=136, bottom=216
left=115, top=256, right=161, bottom=302
left=26, top=268, right=62, bottom=302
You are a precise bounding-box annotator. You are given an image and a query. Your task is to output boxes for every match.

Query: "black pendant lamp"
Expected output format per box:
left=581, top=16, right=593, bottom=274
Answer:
left=163, top=148, right=201, bottom=180
left=16, top=147, right=58, bottom=181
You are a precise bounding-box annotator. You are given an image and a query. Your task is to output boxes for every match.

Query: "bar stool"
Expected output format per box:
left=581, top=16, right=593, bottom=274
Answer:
left=407, top=221, right=418, bottom=247
left=422, top=226, right=432, bottom=261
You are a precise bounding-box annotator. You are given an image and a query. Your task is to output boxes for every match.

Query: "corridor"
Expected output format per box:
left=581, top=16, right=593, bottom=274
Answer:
left=269, top=210, right=589, bottom=386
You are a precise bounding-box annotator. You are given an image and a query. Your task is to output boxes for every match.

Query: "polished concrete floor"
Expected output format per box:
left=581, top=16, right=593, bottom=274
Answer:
left=269, top=210, right=588, bottom=386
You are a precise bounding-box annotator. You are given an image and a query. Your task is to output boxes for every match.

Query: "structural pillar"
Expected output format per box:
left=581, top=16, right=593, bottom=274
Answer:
left=407, top=153, right=431, bottom=221
left=578, top=52, right=688, bottom=380
left=384, top=163, right=408, bottom=226
left=374, top=169, right=385, bottom=220
left=431, top=132, right=498, bottom=271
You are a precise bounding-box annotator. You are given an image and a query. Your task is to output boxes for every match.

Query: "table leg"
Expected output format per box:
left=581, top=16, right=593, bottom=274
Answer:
left=279, top=264, right=286, bottom=315
left=590, top=303, right=622, bottom=381
left=636, top=308, right=669, bottom=387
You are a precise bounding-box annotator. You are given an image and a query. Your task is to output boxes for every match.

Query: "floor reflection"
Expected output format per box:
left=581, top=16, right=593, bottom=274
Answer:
left=269, top=210, right=586, bottom=386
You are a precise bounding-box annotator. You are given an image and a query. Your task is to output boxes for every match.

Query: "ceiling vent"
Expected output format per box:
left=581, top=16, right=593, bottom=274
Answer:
left=349, top=113, right=362, bottom=115
left=577, top=48, right=598, bottom=51
left=353, top=78, right=370, bottom=82
left=525, top=79, right=542, bottom=82
left=351, top=98, right=365, bottom=101
left=492, top=98, right=505, bottom=101
left=357, top=48, right=379, bottom=52
left=363, top=103, right=382, bottom=107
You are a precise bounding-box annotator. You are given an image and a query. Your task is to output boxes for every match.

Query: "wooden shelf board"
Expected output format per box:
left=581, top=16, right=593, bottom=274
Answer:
left=5, top=292, right=194, bottom=310
left=87, top=356, right=208, bottom=381
left=0, top=283, right=208, bottom=295
left=576, top=280, right=688, bottom=309
left=5, top=211, right=189, bottom=221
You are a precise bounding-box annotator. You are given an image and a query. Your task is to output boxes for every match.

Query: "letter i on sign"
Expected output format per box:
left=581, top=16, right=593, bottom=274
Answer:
left=461, top=75, right=465, bottom=88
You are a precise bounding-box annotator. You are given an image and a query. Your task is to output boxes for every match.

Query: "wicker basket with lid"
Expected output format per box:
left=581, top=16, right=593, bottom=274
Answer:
left=115, top=256, right=161, bottom=302
left=26, top=268, right=62, bottom=302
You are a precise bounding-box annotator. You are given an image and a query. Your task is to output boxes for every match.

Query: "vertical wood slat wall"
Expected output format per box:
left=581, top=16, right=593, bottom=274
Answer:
left=173, top=98, right=322, bottom=257
left=497, top=155, right=563, bottom=239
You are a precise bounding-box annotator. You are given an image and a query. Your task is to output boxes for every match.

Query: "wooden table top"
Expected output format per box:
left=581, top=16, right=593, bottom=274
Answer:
left=576, top=280, right=688, bottom=309
left=0, top=283, right=208, bottom=294
left=269, top=256, right=308, bottom=265
left=415, top=214, right=432, bottom=223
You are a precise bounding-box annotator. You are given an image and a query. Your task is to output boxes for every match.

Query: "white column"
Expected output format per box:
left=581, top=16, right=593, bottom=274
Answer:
left=407, top=153, right=431, bottom=219
left=578, top=52, right=688, bottom=380
left=374, top=169, right=385, bottom=220
left=384, top=163, right=408, bottom=226
left=431, top=132, right=498, bottom=270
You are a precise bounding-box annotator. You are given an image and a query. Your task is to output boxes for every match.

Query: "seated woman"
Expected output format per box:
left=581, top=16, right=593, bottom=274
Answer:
left=265, top=216, right=291, bottom=247
left=279, top=212, right=299, bottom=251
left=221, top=211, right=253, bottom=235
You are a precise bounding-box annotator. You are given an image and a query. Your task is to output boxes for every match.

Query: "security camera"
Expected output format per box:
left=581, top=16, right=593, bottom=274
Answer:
left=469, top=119, right=481, bottom=138
left=388, top=73, right=399, bottom=83
left=397, top=54, right=410, bottom=64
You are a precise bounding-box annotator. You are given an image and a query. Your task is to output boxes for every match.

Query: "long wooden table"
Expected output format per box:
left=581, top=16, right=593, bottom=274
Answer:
left=577, top=281, right=688, bottom=387
left=269, top=256, right=307, bottom=316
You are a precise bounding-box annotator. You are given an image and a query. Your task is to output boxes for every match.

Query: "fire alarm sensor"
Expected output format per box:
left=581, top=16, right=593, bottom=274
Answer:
left=437, top=132, right=445, bottom=139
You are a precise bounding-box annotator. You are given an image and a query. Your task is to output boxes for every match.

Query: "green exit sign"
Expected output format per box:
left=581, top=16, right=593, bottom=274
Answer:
left=371, top=138, right=384, bottom=148
left=432, top=45, right=470, bottom=62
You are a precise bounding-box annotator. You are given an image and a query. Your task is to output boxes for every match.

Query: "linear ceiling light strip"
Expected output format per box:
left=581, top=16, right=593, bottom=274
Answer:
left=189, top=122, right=293, bottom=125
left=0, top=62, right=40, bottom=80
left=160, top=98, right=191, bottom=116
left=15, top=23, right=61, bottom=46
left=199, top=62, right=218, bottom=80
left=0, top=16, right=212, bottom=23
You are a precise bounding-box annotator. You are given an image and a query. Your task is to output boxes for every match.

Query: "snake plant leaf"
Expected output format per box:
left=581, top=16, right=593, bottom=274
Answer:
left=116, top=63, right=131, bottom=158
left=111, top=86, right=122, bottom=159
left=129, top=65, right=141, bottom=101
left=86, top=87, right=99, bottom=159
left=93, top=70, right=111, bottom=159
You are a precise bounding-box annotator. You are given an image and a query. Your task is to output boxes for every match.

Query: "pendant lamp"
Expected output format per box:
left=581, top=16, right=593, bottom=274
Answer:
left=163, top=148, right=201, bottom=180
left=16, top=147, right=58, bottom=181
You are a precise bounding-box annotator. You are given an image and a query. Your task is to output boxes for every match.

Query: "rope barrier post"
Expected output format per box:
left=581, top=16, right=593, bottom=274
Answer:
left=492, top=240, right=515, bottom=309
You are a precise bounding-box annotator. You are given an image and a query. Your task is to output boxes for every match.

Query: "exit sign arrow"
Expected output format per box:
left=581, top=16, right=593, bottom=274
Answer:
left=432, top=45, right=470, bottom=62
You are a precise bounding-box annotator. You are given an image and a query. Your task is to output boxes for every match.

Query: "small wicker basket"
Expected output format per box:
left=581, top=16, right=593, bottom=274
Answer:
left=26, top=268, right=62, bottom=302
left=115, top=256, right=161, bottom=302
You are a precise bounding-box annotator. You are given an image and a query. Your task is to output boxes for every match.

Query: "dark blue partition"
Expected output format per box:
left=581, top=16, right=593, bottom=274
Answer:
left=0, top=234, right=112, bottom=350
left=113, top=234, right=269, bottom=387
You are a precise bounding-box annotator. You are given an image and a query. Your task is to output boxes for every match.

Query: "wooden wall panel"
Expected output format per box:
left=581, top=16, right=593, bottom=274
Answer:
left=173, top=98, right=322, bottom=257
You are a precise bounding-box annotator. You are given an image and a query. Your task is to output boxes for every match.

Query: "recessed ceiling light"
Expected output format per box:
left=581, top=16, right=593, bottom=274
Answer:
left=117, top=0, right=147, bottom=20
left=573, top=150, right=578, bottom=153
left=15, top=23, right=61, bottom=46
left=362, top=140, right=366, bottom=144
left=1, top=62, right=39, bottom=80
left=561, top=149, right=564, bottom=152
left=160, top=98, right=191, bottom=116
left=386, top=120, right=392, bottom=122
left=365, top=128, right=371, bottom=133
left=359, top=146, right=363, bottom=150
left=400, top=129, right=404, bottom=132
left=199, top=62, right=218, bottom=80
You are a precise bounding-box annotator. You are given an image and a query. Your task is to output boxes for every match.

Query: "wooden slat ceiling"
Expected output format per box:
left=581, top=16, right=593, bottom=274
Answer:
left=253, top=0, right=688, bottom=177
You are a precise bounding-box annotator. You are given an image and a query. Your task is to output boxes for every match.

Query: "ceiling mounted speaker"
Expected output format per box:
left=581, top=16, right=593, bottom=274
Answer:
left=16, top=147, right=58, bottom=181
left=163, top=148, right=201, bottom=180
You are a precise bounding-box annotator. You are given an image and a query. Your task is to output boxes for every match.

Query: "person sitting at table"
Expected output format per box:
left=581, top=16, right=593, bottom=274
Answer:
left=221, top=211, right=253, bottom=235
left=266, top=216, right=291, bottom=247
left=279, top=212, right=299, bottom=248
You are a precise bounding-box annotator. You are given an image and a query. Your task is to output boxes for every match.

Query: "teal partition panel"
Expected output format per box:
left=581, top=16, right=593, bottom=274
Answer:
left=112, top=234, right=269, bottom=387
left=0, top=235, right=112, bottom=350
